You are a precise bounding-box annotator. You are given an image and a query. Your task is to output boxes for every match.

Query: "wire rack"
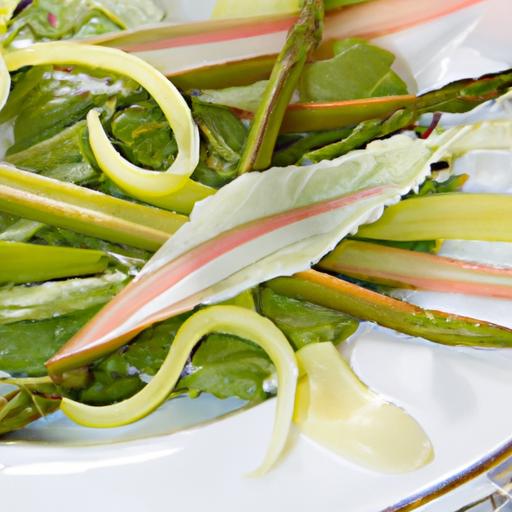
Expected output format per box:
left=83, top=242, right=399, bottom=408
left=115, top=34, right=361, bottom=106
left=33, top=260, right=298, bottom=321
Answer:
left=457, top=458, right=512, bottom=512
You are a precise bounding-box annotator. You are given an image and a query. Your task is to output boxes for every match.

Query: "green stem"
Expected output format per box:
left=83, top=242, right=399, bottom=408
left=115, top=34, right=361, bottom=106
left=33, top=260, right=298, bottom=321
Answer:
left=296, top=68, right=512, bottom=162
left=266, top=270, right=512, bottom=348
left=0, top=163, right=187, bottom=251
left=356, top=194, right=512, bottom=242
left=237, top=0, right=324, bottom=173
left=0, top=241, right=109, bottom=284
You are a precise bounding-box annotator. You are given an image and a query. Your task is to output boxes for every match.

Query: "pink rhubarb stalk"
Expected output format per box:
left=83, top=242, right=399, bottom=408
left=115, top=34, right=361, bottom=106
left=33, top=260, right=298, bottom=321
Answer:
left=47, top=186, right=388, bottom=373
left=320, top=240, right=512, bottom=299
left=93, top=0, right=484, bottom=79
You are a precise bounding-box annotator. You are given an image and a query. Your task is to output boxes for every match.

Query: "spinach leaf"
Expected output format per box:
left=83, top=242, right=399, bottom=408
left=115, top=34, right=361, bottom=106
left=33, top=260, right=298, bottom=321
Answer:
left=3, top=65, right=144, bottom=154
left=0, top=306, right=99, bottom=376
left=80, top=314, right=189, bottom=404
left=2, top=0, right=164, bottom=49
left=259, top=287, right=359, bottom=350
left=6, top=120, right=99, bottom=185
left=191, top=101, right=247, bottom=187
left=299, top=38, right=408, bottom=102
left=179, top=334, right=274, bottom=403
left=110, top=101, right=178, bottom=171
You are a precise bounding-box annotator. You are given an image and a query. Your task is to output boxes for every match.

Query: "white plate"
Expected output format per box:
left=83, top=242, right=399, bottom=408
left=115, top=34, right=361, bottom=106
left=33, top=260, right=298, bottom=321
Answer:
left=1, top=1, right=512, bottom=511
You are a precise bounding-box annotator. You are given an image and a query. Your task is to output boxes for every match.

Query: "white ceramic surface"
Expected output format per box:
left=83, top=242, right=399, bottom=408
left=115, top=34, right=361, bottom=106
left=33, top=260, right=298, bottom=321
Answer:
left=1, top=1, right=512, bottom=511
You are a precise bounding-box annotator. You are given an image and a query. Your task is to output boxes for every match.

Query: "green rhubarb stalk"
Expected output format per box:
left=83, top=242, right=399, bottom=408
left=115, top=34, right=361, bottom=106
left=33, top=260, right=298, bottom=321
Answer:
left=0, top=241, right=109, bottom=284
left=267, top=270, right=512, bottom=348
left=319, top=240, right=512, bottom=299
left=237, top=0, right=324, bottom=173
left=357, top=194, right=512, bottom=242
left=0, top=163, right=187, bottom=251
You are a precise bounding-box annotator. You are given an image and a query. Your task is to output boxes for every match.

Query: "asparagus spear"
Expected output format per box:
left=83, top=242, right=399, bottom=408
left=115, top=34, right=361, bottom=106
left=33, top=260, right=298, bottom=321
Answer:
left=266, top=270, right=512, bottom=348
left=237, top=0, right=324, bottom=173
left=299, top=69, right=512, bottom=162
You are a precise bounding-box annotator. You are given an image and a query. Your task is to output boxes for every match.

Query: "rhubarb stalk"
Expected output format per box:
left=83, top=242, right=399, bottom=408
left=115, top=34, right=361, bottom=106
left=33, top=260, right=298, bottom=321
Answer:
left=0, top=163, right=187, bottom=251
left=357, top=194, right=512, bottom=242
left=0, top=241, right=108, bottom=284
left=320, top=240, right=512, bottom=299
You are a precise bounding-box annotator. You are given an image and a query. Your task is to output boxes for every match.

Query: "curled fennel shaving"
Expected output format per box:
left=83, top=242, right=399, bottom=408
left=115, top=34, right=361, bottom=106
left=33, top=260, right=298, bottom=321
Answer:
left=61, top=305, right=298, bottom=475
left=4, top=42, right=200, bottom=202
left=0, top=52, right=10, bottom=112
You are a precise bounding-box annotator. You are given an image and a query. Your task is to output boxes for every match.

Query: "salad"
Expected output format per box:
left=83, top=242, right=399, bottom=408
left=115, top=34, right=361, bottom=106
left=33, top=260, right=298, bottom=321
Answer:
left=0, top=0, right=511, bottom=476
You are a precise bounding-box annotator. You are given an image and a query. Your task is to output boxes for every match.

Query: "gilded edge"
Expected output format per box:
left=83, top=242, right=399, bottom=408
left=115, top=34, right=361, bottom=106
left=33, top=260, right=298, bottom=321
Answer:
left=383, top=437, right=512, bottom=511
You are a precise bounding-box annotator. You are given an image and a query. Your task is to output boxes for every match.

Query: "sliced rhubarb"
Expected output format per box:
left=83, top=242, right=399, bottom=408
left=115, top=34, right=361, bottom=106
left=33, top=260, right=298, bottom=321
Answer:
left=0, top=241, right=108, bottom=284
left=0, top=163, right=187, bottom=251
left=320, top=240, right=512, bottom=299
left=357, top=194, right=512, bottom=243
left=93, top=0, right=484, bottom=79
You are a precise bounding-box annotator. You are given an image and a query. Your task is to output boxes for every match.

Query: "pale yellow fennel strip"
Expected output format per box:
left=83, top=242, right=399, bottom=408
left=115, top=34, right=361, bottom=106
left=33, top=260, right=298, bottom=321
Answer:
left=3, top=42, right=200, bottom=204
left=61, top=305, right=298, bottom=476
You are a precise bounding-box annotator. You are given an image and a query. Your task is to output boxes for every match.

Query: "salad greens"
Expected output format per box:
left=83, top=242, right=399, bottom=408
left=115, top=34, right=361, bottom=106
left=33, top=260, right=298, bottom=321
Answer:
left=299, top=38, right=408, bottom=102
left=2, top=0, right=164, bottom=49
left=1, top=0, right=512, bottom=475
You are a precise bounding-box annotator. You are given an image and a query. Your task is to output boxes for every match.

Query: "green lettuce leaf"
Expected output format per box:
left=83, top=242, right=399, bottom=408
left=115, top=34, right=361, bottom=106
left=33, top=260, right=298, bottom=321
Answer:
left=6, top=120, right=99, bottom=185
left=299, top=38, right=409, bottom=102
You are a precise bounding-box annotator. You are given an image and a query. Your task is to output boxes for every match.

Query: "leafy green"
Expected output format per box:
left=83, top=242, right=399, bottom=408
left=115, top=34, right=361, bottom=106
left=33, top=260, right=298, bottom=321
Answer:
left=0, top=271, right=127, bottom=324
left=192, top=81, right=268, bottom=114
left=0, top=306, right=99, bottom=376
left=259, top=287, right=359, bottom=350
left=110, top=101, right=178, bottom=171
left=2, top=0, right=164, bottom=49
left=180, top=334, right=274, bottom=402
left=3, top=65, right=144, bottom=154
left=0, top=387, right=60, bottom=436
left=193, top=101, right=247, bottom=164
left=191, top=101, right=248, bottom=186
left=6, top=121, right=99, bottom=185
left=34, top=226, right=150, bottom=271
left=299, top=38, right=409, bottom=103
